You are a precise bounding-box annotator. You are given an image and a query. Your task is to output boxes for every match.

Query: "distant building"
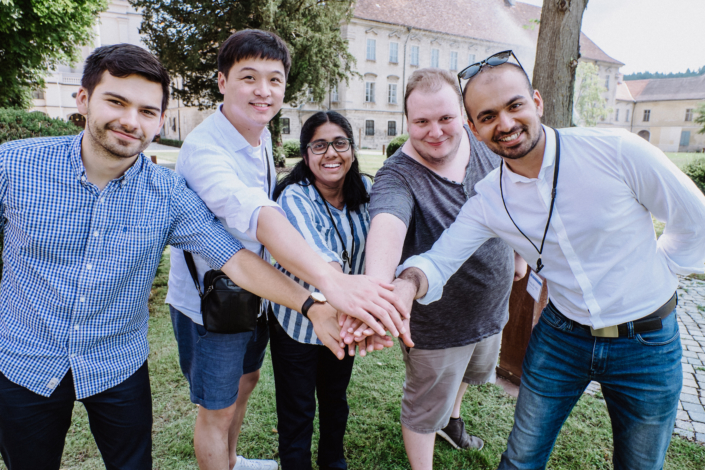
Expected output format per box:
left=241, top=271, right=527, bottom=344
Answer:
left=624, top=75, right=705, bottom=152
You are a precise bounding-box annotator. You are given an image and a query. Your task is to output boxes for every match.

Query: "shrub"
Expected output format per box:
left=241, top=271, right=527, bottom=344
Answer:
left=271, top=144, right=285, bottom=167
left=282, top=139, right=301, bottom=158
left=386, top=134, right=409, bottom=158
left=0, top=108, right=81, bottom=144
left=158, top=137, right=183, bottom=148
left=683, top=158, right=705, bottom=195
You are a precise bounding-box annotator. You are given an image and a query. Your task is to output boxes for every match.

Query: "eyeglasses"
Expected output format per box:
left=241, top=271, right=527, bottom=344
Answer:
left=456, top=50, right=527, bottom=92
left=307, top=138, right=352, bottom=155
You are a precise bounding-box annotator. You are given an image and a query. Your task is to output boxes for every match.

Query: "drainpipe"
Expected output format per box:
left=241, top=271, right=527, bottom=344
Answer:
left=400, top=27, right=412, bottom=135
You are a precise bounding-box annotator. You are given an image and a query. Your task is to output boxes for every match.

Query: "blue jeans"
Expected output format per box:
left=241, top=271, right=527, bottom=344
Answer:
left=499, top=302, right=682, bottom=470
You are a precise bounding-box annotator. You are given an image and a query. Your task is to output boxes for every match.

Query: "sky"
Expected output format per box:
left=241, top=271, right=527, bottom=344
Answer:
left=519, top=0, right=705, bottom=75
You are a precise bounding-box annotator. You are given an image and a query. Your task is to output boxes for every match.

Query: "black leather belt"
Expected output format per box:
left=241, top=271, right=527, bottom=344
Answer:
left=548, top=292, right=677, bottom=338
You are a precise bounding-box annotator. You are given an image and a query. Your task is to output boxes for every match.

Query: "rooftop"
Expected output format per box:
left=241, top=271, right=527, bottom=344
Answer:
left=626, top=75, right=705, bottom=102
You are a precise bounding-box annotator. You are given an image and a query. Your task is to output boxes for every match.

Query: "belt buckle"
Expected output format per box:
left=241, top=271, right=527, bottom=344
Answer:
left=590, top=325, right=619, bottom=338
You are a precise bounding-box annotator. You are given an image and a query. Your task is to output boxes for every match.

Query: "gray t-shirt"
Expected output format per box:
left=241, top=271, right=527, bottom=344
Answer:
left=369, top=127, right=514, bottom=350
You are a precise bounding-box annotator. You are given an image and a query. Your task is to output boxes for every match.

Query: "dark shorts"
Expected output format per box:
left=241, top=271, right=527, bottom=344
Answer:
left=170, top=305, right=269, bottom=410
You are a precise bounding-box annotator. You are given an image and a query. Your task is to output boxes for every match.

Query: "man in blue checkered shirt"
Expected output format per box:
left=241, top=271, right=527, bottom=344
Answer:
left=0, top=44, right=345, bottom=470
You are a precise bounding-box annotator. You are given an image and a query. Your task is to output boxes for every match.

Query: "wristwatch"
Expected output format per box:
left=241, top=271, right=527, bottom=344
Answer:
left=301, top=292, right=327, bottom=318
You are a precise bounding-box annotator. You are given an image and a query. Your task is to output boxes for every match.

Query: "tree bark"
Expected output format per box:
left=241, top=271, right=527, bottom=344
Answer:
left=532, top=0, right=589, bottom=128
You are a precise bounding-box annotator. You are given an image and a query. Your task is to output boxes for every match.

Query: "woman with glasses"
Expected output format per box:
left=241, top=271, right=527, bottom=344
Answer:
left=268, top=111, right=389, bottom=470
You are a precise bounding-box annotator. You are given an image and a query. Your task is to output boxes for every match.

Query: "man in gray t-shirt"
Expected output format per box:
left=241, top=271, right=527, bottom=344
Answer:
left=366, top=69, right=525, bottom=469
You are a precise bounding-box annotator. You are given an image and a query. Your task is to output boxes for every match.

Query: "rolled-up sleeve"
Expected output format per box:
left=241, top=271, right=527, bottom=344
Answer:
left=397, top=195, right=496, bottom=304
left=178, top=143, right=283, bottom=241
left=167, top=177, right=243, bottom=270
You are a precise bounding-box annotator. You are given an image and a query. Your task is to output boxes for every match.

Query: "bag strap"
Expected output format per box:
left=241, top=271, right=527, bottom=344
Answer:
left=183, top=251, right=204, bottom=298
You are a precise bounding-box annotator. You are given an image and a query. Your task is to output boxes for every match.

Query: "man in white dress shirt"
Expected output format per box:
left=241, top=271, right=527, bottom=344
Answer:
left=166, top=30, right=406, bottom=470
left=393, top=55, right=705, bottom=469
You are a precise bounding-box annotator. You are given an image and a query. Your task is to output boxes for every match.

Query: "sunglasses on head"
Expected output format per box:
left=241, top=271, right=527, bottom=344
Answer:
left=456, top=50, right=528, bottom=92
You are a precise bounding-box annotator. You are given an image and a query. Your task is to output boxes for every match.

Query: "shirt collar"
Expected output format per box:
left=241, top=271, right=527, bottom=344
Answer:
left=502, top=125, right=556, bottom=184
left=214, top=105, right=270, bottom=158
left=69, top=131, right=145, bottom=187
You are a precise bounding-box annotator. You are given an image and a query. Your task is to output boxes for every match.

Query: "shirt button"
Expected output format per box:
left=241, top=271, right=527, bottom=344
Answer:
left=70, top=354, right=76, bottom=358
left=74, top=325, right=80, bottom=330
left=93, top=231, right=99, bottom=237
left=99, top=198, right=105, bottom=203
left=81, top=176, right=86, bottom=183
left=79, top=296, right=85, bottom=303
left=86, top=263, right=92, bottom=270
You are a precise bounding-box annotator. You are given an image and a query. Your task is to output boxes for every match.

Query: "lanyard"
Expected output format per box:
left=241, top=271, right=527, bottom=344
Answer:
left=312, top=184, right=355, bottom=273
left=499, top=128, right=560, bottom=274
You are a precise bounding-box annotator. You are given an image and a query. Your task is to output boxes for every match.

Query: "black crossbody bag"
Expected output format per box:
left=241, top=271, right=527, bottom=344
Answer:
left=181, top=146, right=272, bottom=334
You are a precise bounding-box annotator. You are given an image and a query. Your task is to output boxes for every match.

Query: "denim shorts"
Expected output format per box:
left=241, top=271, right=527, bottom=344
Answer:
left=169, top=305, right=269, bottom=410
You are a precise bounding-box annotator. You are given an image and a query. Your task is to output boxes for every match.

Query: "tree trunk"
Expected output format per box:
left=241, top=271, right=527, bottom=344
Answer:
left=268, top=110, right=285, bottom=167
left=532, top=0, right=589, bottom=128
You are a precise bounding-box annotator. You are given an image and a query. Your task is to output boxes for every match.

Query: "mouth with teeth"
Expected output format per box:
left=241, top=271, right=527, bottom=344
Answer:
left=251, top=103, right=271, bottom=109
left=322, top=163, right=342, bottom=169
left=495, top=127, right=525, bottom=146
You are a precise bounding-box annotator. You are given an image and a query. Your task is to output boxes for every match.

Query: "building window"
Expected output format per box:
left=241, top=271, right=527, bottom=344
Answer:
left=32, top=89, right=45, bottom=100
left=388, top=121, right=397, bottom=136
left=389, top=42, right=399, bottom=63
left=450, top=51, right=458, bottom=71
left=365, top=120, right=375, bottom=136
left=468, top=53, right=476, bottom=66
left=388, top=83, right=397, bottom=104
left=643, top=109, right=651, bottom=122
left=615, top=109, right=619, bottom=121
left=331, top=85, right=339, bottom=103
left=626, top=109, right=630, bottom=122
left=410, top=45, right=419, bottom=66
left=431, top=48, right=439, bottom=68
left=308, top=88, right=315, bottom=102
left=685, top=108, right=694, bottom=121
left=281, top=117, right=290, bottom=134
left=365, top=82, right=375, bottom=103
left=680, top=130, right=691, bottom=147
left=604, top=76, right=609, bottom=90
left=366, top=39, right=376, bottom=61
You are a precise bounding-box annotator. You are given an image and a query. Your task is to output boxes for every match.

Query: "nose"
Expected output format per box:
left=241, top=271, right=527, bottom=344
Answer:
left=254, top=79, right=271, bottom=98
left=497, top=111, right=515, bottom=133
left=324, top=142, right=338, bottom=158
left=428, top=121, right=443, bottom=139
left=118, top=108, right=139, bottom=131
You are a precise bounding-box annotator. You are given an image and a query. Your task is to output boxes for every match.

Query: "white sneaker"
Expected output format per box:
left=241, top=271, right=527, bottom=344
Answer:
left=232, top=455, right=278, bottom=470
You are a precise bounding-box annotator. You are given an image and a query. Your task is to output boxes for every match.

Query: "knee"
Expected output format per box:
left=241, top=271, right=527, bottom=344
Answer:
left=239, top=370, right=260, bottom=395
left=197, top=404, right=238, bottom=432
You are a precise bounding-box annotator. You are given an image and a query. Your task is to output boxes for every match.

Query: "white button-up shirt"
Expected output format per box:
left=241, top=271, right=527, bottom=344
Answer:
left=400, top=126, right=705, bottom=328
left=166, top=106, right=283, bottom=324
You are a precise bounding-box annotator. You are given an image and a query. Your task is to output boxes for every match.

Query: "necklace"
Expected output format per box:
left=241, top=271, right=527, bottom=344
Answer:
left=312, top=183, right=356, bottom=273
left=499, top=128, right=560, bottom=274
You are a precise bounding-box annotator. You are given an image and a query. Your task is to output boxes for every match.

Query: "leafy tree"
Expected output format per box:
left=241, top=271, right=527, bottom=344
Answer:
left=695, top=102, right=705, bottom=135
left=624, top=66, right=705, bottom=81
left=131, top=0, right=357, bottom=159
left=573, top=61, right=611, bottom=127
left=0, top=0, right=107, bottom=109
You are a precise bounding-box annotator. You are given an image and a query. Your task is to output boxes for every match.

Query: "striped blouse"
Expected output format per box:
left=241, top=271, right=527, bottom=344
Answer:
left=272, top=177, right=371, bottom=344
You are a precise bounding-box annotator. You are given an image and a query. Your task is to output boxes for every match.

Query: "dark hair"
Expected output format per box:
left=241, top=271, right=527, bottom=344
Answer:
left=274, top=111, right=371, bottom=210
left=218, top=29, right=292, bottom=79
left=82, top=44, right=171, bottom=113
left=462, top=62, right=533, bottom=121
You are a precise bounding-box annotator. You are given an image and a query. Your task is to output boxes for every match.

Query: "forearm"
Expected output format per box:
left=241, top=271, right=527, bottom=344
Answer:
left=220, top=249, right=310, bottom=312
left=365, top=213, right=407, bottom=282
left=398, top=267, right=429, bottom=299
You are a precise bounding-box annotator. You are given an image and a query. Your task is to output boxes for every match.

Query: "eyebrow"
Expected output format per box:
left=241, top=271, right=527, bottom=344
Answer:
left=475, top=94, right=525, bottom=121
left=102, top=92, right=161, bottom=112
left=237, top=66, right=284, bottom=76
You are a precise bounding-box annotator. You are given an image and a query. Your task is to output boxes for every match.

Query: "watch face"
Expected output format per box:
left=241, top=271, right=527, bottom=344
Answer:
left=311, top=292, right=327, bottom=303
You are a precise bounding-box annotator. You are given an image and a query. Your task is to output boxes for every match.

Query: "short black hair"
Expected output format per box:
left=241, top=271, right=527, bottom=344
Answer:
left=82, top=44, right=171, bottom=113
left=274, top=111, right=371, bottom=211
left=462, top=62, right=533, bottom=121
left=218, top=29, right=291, bottom=79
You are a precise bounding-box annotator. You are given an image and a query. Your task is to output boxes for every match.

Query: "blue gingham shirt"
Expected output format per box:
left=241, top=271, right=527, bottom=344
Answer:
left=273, top=178, right=370, bottom=344
left=0, top=134, right=242, bottom=399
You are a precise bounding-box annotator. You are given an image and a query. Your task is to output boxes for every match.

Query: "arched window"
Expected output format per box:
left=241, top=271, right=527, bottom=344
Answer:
left=68, top=114, right=86, bottom=129
left=637, top=130, right=650, bottom=142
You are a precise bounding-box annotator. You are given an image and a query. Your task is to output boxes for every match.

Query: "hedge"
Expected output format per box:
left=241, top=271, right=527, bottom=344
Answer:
left=282, top=139, right=301, bottom=158
left=0, top=108, right=81, bottom=144
left=386, top=134, right=409, bottom=158
left=683, top=158, right=705, bottom=195
left=158, top=137, right=183, bottom=148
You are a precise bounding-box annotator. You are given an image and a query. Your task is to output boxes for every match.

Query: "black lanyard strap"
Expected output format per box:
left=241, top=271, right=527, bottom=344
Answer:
left=499, top=128, right=560, bottom=274
left=312, top=184, right=355, bottom=273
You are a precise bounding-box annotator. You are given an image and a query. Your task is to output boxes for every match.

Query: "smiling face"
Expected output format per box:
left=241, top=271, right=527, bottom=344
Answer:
left=465, top=65, right=544, bottom=160
left=305, top=122, right=354, bottom=193
left=406, top=82, right=465, bottom=165
left=218, top=58, right=286, bottom=144
left=76, top=71, right=165, bottom=159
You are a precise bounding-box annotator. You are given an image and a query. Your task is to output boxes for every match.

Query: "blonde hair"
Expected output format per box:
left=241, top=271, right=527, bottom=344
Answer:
left=404, top=68, right=462, bottom=117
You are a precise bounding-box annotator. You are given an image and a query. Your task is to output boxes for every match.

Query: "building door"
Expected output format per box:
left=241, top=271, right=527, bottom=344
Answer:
left=637, top=130, right=650, bottom=142
left=68, top=113, right=86, bottom=129
left=680, top=130, right=691, bottom=148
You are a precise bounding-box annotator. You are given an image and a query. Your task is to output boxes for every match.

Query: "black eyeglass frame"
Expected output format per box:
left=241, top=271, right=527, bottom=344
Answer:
left=456, top=50, right=528, bottom=93
left=306, top=138, right=353, bottom=155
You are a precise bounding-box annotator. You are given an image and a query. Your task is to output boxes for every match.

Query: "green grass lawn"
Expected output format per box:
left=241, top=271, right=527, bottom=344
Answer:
left=6, top=252, right=702, bottom=470
left=665, top=153, right=704, bottom=169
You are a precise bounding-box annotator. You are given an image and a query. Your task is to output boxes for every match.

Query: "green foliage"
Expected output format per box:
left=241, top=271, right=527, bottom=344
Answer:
left=0, top=108, right=81, bottom=144
left=132, top=0, right=358, bottom=153
left=682, top=158, right=705, bottom=195
left=573, top=62, right=612, bottom=127
left=0, top=0, right=107, bottom=109
left=282, top=139, right=300, bottom=158
left=624, top=65, right=705, bottom=81
left=695, top=102, right=705, bottom=135
left=386, top=134, right=409, bottom=157
left=159, top=138, right=183, bottom=148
